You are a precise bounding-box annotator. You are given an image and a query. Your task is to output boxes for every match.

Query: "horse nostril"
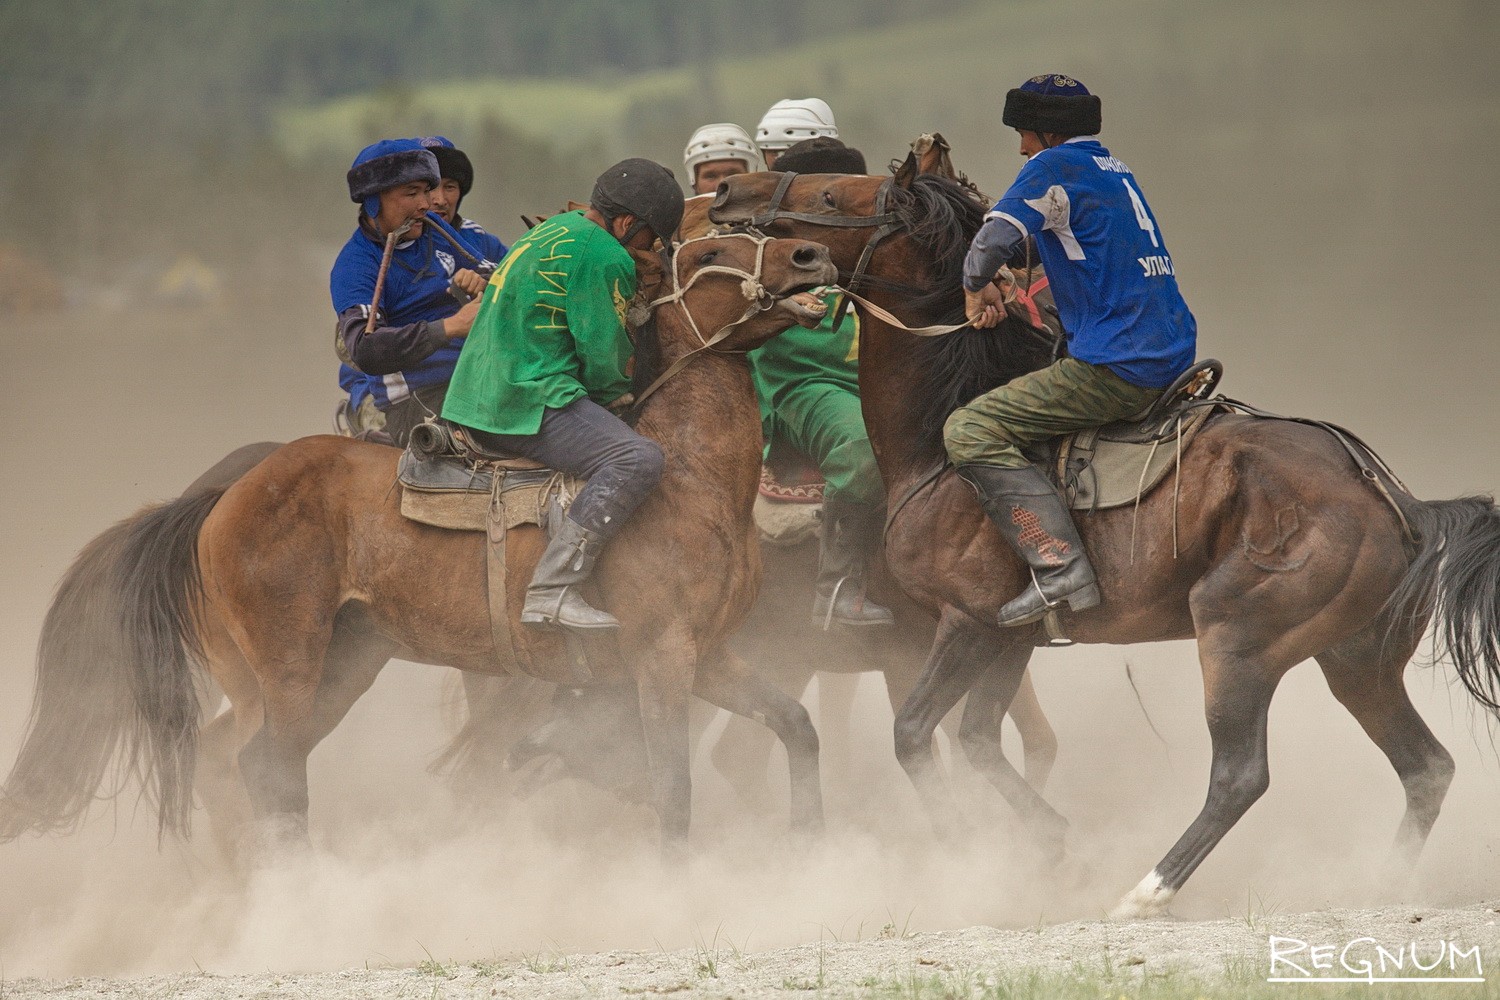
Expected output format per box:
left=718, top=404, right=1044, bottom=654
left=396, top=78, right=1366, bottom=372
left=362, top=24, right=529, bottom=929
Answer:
left=711, top=182, right=732, bottom=210
left=792, top=246, right=820, bottom=267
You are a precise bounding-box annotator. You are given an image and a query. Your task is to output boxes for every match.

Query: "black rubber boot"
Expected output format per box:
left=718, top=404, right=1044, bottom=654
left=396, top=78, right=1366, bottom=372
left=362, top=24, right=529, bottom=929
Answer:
left=811, top=499, right=895, bottom=628
left=957, top=464, right=1101, bottom=627
left=520, top=516, right=620, bottom=633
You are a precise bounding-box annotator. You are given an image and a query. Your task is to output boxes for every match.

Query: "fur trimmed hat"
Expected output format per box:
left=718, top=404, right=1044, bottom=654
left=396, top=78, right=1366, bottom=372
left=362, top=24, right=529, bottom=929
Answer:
left=1002, top=74, right=1102, bottom=137
left=418, top=136, right=475, bottom=196
left=773, top=136, right=867, bottom=175
left=347, top=139, right=440, bottom=219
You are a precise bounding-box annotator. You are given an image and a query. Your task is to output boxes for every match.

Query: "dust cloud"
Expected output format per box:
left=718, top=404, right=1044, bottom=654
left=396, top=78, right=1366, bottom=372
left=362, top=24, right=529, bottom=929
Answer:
left=2, top=0, right=1499, bottom=983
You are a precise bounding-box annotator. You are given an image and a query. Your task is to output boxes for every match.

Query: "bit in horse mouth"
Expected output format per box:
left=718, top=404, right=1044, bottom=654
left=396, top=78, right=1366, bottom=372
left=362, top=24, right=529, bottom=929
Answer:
left=775, top=287, right=830, bottom=324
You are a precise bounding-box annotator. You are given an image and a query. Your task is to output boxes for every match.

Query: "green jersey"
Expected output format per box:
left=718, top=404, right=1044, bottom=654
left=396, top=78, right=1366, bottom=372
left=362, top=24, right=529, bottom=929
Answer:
left=443, top=210, right=637, bottom=436
left=749, top=292, right=859, bottom=425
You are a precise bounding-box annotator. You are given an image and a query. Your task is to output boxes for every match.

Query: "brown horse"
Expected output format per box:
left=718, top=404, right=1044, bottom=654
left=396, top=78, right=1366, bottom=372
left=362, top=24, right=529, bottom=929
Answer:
left=663, top=156, right=1058, bottom=804
left=0, top=233, right=839, bottom=862
left=710, top=166, right=1500, bottom=917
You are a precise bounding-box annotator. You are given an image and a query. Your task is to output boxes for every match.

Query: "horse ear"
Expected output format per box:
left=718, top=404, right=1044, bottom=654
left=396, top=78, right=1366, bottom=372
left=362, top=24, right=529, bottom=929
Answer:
left=628, top=247, right=666, bottom=300
left=918, top=132, right=956, bottom=179
left=892, top=149, right=919, bottom=190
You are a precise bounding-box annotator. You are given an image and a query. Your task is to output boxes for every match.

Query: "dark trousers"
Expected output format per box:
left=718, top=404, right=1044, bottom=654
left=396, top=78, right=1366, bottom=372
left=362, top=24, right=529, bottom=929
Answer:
left=459, top=398, right=665, bottom=538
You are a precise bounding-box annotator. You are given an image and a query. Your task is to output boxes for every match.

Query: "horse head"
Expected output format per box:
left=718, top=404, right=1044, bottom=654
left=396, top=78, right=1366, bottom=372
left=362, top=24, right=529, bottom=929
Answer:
left=631, top=232, right=836, bottom=358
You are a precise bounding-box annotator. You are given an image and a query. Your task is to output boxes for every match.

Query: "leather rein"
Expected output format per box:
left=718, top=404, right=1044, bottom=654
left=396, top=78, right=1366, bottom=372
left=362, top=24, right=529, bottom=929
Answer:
left=740, top=171, right=989, bottom=340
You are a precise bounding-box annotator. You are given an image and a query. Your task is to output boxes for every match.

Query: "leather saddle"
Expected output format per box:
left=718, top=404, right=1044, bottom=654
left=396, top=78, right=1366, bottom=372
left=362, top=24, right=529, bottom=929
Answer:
left=1024, top=359, right=1225, bottom=511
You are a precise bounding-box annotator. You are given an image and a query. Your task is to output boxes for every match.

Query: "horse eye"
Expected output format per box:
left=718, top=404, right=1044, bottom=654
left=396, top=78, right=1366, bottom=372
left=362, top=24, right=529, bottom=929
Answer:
left=698, top=250, right=718, bottom=266
left=822, top=191, right=837, bottom=208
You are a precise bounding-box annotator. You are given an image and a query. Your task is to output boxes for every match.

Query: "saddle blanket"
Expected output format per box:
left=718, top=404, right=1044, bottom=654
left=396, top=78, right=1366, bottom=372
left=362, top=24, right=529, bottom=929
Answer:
left=1037, top=403, right=1218, bottom=511
left=396, top=449, right=582, bottom=531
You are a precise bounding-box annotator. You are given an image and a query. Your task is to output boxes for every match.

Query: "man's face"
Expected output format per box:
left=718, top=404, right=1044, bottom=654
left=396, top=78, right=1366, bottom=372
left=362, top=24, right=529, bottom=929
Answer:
left=693, top=158, right=750, bottom=196
left=612, top=213, right=658, bottom=251
left=428, top=178, right=463, bottom=224
left=376, top=182, right=432, bottom=239
left=763, top=149, right=781, bottom=169
left=1017, top=130, right=1046, bottom=159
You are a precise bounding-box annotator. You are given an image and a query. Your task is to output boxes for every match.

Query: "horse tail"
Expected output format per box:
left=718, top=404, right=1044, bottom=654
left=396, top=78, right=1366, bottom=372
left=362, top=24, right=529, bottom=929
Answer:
left=0, top=488, right=225, bottom=843
left=1385, top=494, right=1500, bottom=715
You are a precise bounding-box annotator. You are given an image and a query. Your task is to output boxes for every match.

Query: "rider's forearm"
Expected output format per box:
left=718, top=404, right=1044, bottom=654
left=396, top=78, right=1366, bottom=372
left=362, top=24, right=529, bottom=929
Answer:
left=963, top=216, right=1026, bottom=293
left=335, top=306, right=449, bottom=376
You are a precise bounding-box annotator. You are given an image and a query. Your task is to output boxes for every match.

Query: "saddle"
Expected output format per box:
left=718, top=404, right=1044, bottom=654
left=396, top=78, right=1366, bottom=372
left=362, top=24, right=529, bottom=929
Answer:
left=1025, top=359, right=1224, bottom=511
left=396, top=421, right=588, bottom=683
left=754, top=439, right=825, bottom=547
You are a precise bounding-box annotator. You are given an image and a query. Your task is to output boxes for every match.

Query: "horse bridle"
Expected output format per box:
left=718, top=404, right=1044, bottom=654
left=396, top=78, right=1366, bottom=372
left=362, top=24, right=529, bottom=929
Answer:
left=747, top=171, right=907, bottom=299
left=629, top=231, right=788, bottom=410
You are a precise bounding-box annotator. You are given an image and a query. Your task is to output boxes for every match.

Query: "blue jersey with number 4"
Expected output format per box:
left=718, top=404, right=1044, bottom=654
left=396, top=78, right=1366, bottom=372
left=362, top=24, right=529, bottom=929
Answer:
left=988, top=138, right=1196, bottom=388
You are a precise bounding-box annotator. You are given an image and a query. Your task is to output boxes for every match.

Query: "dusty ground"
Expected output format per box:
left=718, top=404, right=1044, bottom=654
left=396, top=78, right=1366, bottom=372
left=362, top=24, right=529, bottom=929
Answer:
left=5, top=904, right=1500, bottom=997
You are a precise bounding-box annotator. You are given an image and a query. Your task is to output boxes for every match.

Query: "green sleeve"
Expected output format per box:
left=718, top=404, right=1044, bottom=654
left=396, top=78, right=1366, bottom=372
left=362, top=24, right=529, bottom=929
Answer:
left=565, top=234, right=635, bottom=405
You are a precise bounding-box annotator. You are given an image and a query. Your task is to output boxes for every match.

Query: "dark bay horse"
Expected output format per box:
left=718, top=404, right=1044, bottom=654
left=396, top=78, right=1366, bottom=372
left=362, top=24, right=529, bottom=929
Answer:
left=710, top=167, right=1500, bottom=917
left=0, top=234, right=839, bottom=862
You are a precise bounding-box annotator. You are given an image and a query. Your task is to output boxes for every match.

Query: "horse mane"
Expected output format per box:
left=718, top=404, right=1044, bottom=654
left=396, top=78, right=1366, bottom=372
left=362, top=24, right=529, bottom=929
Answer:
left=880, top=174, right=1057, bottom=458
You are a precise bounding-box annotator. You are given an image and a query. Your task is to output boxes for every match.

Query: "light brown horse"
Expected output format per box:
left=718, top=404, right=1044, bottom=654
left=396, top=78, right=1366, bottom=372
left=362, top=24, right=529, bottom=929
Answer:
left=0, top=233, right=839, bottom=862
left=710, top=165, right=1500, bottom=917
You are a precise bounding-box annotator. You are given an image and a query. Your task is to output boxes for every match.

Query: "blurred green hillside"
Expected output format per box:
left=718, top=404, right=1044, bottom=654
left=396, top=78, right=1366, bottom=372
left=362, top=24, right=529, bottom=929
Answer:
left=3, top=0, right=1495, bottom=299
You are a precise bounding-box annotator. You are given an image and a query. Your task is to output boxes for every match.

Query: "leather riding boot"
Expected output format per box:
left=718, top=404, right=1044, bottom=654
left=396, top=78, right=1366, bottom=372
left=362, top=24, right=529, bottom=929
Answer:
left=520, top=516, right=620, bottom=633
left=812, top=499, right=895, bottom=628
left=957, top=464, right=1101, bottom=628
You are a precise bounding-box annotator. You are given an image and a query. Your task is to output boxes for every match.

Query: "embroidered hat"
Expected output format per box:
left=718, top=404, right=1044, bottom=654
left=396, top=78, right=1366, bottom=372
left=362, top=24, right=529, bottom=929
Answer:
left=1002, top=74, right=1102, bottom=137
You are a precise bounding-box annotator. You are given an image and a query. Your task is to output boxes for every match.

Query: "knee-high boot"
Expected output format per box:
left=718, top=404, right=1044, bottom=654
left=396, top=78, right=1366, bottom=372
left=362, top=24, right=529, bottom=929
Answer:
left=956, top=464, right=1100, bottom=627
left=812, top=498, right=895, bottom=628
left=520, top=516, right=620, bottom=633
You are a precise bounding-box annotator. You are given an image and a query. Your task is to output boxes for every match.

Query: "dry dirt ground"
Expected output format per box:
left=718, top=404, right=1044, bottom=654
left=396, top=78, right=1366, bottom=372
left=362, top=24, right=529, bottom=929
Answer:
left=6, top=905, right=1500, bottom=998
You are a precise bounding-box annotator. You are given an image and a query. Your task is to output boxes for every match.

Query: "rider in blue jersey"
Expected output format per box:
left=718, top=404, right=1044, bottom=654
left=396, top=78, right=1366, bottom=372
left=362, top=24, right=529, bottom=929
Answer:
left=946, top=74, right=1198, bottom=627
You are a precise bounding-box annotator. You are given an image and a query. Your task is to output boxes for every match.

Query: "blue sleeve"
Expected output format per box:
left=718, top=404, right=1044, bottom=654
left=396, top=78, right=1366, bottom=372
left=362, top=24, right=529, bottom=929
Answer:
left=963, top=217, right=1027, bottom=293
left=329, top=239, right=447, bottom=375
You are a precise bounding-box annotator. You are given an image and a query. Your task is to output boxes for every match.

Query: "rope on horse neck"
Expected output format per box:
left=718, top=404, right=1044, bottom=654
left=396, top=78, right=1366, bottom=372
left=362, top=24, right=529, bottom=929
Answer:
left=631, top=232, right=782, bottom=410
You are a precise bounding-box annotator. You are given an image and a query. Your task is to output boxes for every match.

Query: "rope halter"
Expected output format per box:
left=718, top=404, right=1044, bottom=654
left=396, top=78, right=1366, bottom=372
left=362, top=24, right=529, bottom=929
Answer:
left=632, top=231, right=795, bottom=408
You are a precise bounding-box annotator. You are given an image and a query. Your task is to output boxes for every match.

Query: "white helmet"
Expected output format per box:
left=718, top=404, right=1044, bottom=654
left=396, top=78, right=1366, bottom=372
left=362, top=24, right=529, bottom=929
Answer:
left=755, top=98, right=838, bottom=151
left=683, top=123, right=764, bottom=175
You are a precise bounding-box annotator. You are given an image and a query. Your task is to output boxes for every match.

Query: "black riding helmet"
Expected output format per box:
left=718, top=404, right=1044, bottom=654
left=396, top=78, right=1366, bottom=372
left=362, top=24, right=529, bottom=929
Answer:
left=591, top=158, right=685, bottom=247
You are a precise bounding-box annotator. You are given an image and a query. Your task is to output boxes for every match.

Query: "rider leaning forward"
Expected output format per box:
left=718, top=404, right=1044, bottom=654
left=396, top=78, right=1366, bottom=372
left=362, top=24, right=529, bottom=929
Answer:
left=331, top=137, right=506, bottom=446
left=948, top=74, right=1198, bottom=627
left=441, top=159, right=685, bottom=636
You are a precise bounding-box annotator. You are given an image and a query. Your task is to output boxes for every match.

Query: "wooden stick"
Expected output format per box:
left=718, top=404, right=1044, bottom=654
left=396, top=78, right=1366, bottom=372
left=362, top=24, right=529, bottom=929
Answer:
left=364, top=217, right=418, bottom=334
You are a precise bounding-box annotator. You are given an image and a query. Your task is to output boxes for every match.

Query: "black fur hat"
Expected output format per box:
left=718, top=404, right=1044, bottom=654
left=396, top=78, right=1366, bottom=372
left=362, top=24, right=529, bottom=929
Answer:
left=419, top=136, right=475, bottom=196
left=1002, top=74, right=1102, bottom=137
left=347, top=139, right=440, bottom=216
left=774, top=136, right=868, bottom=175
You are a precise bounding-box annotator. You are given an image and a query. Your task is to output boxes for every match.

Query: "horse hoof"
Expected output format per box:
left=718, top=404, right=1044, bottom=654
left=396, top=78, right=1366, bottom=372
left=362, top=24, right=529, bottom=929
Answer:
left=1109, top=871, right=1175, bottom=920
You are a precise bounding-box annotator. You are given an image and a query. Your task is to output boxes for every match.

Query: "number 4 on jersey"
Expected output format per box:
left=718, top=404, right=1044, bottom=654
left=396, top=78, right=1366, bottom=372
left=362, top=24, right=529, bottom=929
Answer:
left=1122, top=178, right=1159, bottom=248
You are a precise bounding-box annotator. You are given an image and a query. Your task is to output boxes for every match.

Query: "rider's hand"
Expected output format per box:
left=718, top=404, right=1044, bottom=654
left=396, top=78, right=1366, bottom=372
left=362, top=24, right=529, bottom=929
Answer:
left=965, top=283, right=1005, bottom=329
left=444, top=298, right=482, bottom=338
left=451, top=268, right=488, bottom=298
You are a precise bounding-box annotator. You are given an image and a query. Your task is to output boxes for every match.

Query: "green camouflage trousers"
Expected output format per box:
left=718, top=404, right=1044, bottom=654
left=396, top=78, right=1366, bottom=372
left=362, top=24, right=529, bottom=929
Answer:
left=767, top=385, right=882, bottom=504
left=943, top=357, right=1163, bottom=469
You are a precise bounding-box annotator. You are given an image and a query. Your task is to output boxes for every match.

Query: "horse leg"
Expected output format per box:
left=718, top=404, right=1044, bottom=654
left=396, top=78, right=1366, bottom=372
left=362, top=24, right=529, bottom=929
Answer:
left=1007, top=669, right=1058, bottom=792
left=196, top=705, right=258, bottom=866
left=1111, top=639, right=1288, bottom=919
left=892, top=607, right=1006, bottom=838
left=709, top=664, right=814, bottom=810
left=1316, top=618, right=1454, bottom=881
left=956, top=647, right=1069, bottom=860
left=235, top=611, right=391, bottom=856
left=695, top=650, right=824, bottom=836
left=816, top=671, right=862, bottom=777
left=634, top=624, right=698, bottom=861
